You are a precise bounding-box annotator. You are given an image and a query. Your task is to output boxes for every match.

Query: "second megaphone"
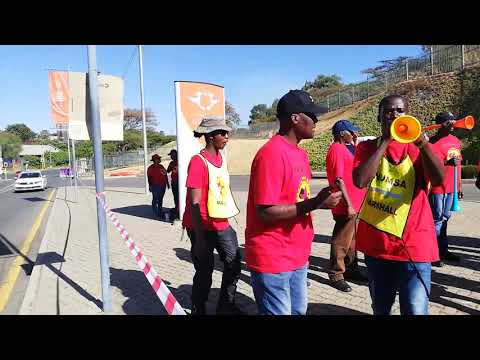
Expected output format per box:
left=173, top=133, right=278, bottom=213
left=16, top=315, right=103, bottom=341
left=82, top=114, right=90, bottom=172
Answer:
left=390, top=115, right=476, bottom=144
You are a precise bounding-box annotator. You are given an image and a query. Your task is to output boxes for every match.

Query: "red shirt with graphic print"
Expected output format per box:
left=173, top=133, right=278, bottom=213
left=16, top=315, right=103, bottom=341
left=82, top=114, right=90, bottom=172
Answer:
left=430, top=134, right=462, bottom=194
left=245, top=135, right=314, bottom=273
left=353, top=139, right=439, bottom=262
left=182, top=150, right=230, bottom=231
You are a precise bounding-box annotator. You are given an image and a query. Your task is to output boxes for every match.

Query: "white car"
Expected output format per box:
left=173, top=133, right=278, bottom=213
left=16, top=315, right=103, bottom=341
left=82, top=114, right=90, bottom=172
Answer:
left=14, top=171, right=47, bottom=192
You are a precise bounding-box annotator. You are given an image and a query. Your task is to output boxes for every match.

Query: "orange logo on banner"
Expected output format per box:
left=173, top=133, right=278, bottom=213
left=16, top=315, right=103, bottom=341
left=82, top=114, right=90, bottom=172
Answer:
left=48, top=71, right=70, bottom=124
left=178, top=82, right=225, bottom=132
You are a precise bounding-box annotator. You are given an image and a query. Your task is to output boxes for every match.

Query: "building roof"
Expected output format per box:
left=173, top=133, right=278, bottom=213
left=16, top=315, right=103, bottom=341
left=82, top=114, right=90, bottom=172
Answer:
left=20, top=144, right=60, bottom=156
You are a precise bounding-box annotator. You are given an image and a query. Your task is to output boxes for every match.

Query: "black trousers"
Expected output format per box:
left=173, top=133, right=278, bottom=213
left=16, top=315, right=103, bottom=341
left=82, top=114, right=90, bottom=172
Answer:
left=187, top=226, right=242, bottom=308
left=171, top=182, right=179, bottom=217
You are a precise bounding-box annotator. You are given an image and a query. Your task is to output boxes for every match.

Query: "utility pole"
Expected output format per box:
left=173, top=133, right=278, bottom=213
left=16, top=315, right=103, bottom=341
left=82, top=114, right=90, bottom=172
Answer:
left=87, top=45, right=112, bottom=313
left=138, top=45, right=149, bottom=194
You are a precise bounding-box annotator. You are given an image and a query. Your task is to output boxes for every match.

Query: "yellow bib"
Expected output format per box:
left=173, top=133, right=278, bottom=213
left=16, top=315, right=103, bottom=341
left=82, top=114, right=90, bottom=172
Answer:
left=197, top=153, right=240, bottom=219
left=358, top=154, right=415, bottom=238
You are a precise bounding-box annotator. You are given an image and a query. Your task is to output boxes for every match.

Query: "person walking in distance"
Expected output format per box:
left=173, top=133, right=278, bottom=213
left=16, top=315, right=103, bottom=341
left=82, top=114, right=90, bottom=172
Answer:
left=245, top=90, right=343, bottom=315
left=182, top=116, right=243, bottom=315
left=326, top=119, right=368, bottom=293
left=167, top=149, right=179, bottom=220
left=147, top=154, right=169, bottom=219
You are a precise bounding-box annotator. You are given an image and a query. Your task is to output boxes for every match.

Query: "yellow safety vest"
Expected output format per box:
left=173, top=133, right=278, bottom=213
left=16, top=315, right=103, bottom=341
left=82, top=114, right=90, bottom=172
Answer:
left=358, top=154, right=415, bottom=238
left=197, top=153, right=240, bottom=219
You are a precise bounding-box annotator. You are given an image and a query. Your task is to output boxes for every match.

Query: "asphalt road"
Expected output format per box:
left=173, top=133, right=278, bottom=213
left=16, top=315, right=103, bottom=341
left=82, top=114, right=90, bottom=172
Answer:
left=79, top=175, right=480, bottom=203
left=0, top=168, right=66, bottom=314
left=1, top=171, right=477, bottom=314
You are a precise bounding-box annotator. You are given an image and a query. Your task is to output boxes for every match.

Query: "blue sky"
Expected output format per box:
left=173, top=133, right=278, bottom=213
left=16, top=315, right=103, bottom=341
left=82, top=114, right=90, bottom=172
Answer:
left=0, top=45, right=423, bottom=135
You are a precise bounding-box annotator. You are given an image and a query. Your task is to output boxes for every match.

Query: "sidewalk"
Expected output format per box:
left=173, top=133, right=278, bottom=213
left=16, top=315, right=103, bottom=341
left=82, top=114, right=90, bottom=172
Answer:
left=20, top=183, right=480, bottom=315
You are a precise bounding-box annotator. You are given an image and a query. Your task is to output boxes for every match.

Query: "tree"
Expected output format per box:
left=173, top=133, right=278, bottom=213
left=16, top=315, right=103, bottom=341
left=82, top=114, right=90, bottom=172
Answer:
left=37, top=130, right=51, bottom=139
left=123, top=108, right=158, bottom=131
left=119, top=129, right=144, bottom=152
left=225, top=101, right=241, bottom=128
left=5, top=123, right=36, bottom=142
left=249, top=104, right=269, bottom=124
left=303, top=75, right=343, bottom=91
left=0, top=131, right=22, bottom=158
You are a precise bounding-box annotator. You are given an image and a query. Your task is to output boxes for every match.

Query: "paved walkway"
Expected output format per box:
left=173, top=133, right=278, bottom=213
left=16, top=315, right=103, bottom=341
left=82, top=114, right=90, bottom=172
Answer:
left=20, top=182, right=480, bottom=315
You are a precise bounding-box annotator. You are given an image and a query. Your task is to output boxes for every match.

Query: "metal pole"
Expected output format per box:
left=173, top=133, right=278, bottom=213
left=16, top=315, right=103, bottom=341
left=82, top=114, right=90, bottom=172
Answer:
left=430, top=45, right=434, bottom=75
left=138, top=45, right=149, bottom=195
left=326, top=96, right=330, bottom=111
left=87, top=45, right=112, bottom=313
left=351, top=86, right=355, bottom=104
left=72, top=138, right=78, bottom=200
left=461, top=45, right=465, bottom=70
left=366, top=76, right=369, bottom=98
left=66, top=127, right=72, bottom=170
left=406, top=59, right=409, bottom=81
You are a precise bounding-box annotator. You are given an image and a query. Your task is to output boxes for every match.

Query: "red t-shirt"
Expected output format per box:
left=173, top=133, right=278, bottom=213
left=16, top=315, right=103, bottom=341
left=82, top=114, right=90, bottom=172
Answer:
left=147, top=164, right=168, bottom=186
left=245, top=135, right=314, bottom=273
left=326, top=142, right=366, bottom=215
left=182, top=149, right=230, bottom=231
left=167, top=160, right=178, bottom=184
left=353, top=139, right=439, bottom=262
left=430, top=134, right=462, bottom=194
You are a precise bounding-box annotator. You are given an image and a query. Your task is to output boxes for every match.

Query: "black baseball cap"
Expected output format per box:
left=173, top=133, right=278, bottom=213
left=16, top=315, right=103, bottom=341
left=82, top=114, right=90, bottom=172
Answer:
left=435, top=111, right=456, bottom=124
left=276, top=90, right=328, bottom=120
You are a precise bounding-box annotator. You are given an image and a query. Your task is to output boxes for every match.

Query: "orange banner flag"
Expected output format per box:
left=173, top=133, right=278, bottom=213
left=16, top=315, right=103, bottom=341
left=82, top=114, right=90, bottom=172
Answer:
left=48, top=71, right=70, bottom=125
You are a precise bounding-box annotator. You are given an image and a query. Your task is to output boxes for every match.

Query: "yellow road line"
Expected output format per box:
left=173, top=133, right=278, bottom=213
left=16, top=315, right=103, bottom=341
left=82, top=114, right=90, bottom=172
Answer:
left=0, top=189, right=56, bottom=312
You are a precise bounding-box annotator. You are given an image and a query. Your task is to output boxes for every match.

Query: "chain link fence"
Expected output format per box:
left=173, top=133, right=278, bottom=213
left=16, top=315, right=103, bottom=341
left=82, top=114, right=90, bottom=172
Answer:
left=317, top=45, right=480, bottom=113
left=76, top=149, right=149, bottom=176
left=231, top=122, right=279, bottom=138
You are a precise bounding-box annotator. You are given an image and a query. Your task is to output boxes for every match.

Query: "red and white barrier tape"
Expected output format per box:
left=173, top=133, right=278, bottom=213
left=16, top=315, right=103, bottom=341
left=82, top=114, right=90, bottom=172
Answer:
left=95, top=192, right=186, bottom=315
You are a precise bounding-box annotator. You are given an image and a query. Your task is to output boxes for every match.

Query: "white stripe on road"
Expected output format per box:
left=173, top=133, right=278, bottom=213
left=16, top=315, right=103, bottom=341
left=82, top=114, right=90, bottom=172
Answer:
left=0, top=182, right=15, bottom=194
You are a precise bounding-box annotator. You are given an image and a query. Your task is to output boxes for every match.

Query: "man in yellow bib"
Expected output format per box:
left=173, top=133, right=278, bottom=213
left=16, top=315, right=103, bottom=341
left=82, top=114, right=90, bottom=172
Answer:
left=353, top=95, right=444, bottom=315
left=182, top=116, right=242, bottom=315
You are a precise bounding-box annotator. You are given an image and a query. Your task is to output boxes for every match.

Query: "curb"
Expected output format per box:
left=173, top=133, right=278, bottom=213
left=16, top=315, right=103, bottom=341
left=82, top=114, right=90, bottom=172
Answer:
left=312, top=172, right=327, bottom=179
left=19, top=188, right=59, bottom=315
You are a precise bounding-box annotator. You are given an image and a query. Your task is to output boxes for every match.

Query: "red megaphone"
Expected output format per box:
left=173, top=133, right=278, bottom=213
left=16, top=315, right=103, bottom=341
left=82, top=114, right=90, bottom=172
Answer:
left=423, top=115, right=476, bottom=132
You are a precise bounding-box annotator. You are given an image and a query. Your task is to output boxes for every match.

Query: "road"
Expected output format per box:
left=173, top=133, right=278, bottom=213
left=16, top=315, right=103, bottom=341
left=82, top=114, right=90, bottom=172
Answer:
left=79, top=175, right=480, bottom=203
left=0, top=168, right=65, bottom=314
left=1, top=171, right=477, bottom=314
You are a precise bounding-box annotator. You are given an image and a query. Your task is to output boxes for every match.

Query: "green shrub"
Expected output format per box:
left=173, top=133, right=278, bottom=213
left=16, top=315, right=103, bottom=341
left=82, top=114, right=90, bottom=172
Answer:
left=461, top=165, right=478, bottom=179
left=50, top=151, right=69, bottom=166
left=23, top=155, right=42, bottom=169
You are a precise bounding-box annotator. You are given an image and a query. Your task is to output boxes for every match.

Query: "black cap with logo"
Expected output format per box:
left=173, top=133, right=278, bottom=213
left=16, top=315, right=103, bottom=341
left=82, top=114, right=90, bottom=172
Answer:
left=276, top=90, right=328, bottom=121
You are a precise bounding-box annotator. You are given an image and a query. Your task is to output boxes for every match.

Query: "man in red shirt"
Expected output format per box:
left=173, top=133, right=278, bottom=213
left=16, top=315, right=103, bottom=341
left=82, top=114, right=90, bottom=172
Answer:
left=326, top=120, right=367, bottom=293
left=167, top=149, right=179, bottom=219
left=353, top=95, right=444, bottom=315
left=147, top=154, right=169, bottom=219
left=429, top=112, right=463, bottom=266
left=182, top=116, right=242, bottom=315
left=245, top=90, right=342, bottom=315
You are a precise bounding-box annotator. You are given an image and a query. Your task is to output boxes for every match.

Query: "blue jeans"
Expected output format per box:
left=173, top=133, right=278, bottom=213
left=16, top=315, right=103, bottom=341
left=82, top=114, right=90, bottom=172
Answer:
left=250, top=263, right=308, bottom=315
left=365, top=256, right=431, bottom=315
left=151, top=185, right=166, bottom=217
left=429, top=193, right=454, bottom=256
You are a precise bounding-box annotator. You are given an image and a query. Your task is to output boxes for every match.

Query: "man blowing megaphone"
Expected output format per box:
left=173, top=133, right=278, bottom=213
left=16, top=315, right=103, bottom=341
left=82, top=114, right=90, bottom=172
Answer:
left=351, top=95, right=445, bottom=315
left=428, top=112, right=464, bottom=267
